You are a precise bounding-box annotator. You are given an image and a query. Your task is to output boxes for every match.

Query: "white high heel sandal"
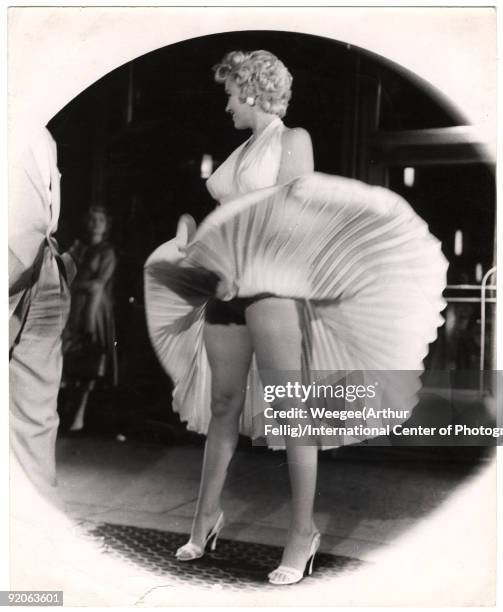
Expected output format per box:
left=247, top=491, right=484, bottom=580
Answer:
left=175, top=512, right=225, bottom=561
left=268, top=531, right=321, bottom=586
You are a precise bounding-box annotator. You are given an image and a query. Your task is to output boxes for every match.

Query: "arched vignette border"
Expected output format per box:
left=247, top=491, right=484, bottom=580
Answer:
left=8, top=7, right=496, bottom=158
left=5, top=7, right=499, bottom=606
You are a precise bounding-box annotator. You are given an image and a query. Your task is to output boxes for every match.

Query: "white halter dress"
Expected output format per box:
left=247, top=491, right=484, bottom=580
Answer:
left=144, top=117, right=448, bottom=448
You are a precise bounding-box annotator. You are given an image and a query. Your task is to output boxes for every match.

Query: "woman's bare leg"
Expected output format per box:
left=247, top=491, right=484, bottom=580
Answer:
left=186, top=321, right=253, bottom=550
left=69, top=379, right=95, bottom=431
left=246, top=298, right=318, bottom=573
left=68, top=387, right=91, bottom=431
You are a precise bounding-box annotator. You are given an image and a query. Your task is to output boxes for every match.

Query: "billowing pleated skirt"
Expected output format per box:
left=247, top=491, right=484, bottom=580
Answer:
left=144, top=173, right=448, bottom=448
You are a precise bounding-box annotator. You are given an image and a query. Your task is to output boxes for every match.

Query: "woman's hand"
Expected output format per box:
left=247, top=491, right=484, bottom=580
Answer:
left=175, top=214, right=197, bottom=255
left=67, top=238, right=82, bottom=260
left=215, top=278, right=238, bottom=301
left=60, top=252, right=78, bottom=286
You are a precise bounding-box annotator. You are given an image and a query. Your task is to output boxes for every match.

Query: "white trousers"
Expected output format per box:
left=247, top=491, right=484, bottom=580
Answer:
left=9, top=246, right=71, bottom=507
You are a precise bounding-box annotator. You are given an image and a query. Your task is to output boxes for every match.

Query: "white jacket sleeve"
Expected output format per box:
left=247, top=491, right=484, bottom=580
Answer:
left=9, top=127, right=61, bottom=311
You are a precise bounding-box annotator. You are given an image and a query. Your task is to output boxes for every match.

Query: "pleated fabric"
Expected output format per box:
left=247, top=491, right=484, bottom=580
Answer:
left=144, top=172, right=448, bottom=448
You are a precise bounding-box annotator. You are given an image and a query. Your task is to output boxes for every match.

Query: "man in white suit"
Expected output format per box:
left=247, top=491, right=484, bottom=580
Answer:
left=9, top=126, right=76, bottom=506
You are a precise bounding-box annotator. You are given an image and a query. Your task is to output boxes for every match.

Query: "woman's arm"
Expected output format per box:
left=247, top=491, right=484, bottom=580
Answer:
left=78, top=248, right=117, bottom=294
left=277, top=127, right=314, bottom=185
left=96, top=248, right=117, bottom=285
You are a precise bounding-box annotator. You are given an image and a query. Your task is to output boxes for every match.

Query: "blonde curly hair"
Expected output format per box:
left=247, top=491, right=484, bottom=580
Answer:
left=213, top=50, right=293, bottom=118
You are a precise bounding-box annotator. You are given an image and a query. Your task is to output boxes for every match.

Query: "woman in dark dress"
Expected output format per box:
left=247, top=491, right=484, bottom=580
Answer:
left=63, top=205, right=118, bottom=431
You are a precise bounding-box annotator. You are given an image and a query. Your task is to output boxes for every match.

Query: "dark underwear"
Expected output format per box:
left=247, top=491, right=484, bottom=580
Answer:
left=205, top=294, right=275, bottom=326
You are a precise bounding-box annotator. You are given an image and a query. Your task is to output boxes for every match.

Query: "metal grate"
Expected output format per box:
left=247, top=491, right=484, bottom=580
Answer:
left=89, top=523, right=363, bottom=591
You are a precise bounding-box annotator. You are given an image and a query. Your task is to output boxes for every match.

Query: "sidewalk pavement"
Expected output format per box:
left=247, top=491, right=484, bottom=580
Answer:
left=56, top=435, right=487, bottom=563
left=8, top=434, right=493, bottom=606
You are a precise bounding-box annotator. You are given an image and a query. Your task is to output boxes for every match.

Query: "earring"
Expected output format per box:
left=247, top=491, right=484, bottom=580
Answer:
left=246, top=96, right=255, bottom=106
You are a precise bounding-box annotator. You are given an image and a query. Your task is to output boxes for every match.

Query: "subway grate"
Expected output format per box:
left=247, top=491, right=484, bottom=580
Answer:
left=88, top=523, right=363, bottom=591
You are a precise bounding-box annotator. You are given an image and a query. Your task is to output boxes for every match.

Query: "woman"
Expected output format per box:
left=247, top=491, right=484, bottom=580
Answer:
left=144, top=50, right=447, bottom=585
left=63, top=205, right=118, bottom=432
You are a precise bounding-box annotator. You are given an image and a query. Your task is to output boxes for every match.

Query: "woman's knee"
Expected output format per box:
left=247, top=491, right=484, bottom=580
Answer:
left=210, top=387, right=245, bottom=419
